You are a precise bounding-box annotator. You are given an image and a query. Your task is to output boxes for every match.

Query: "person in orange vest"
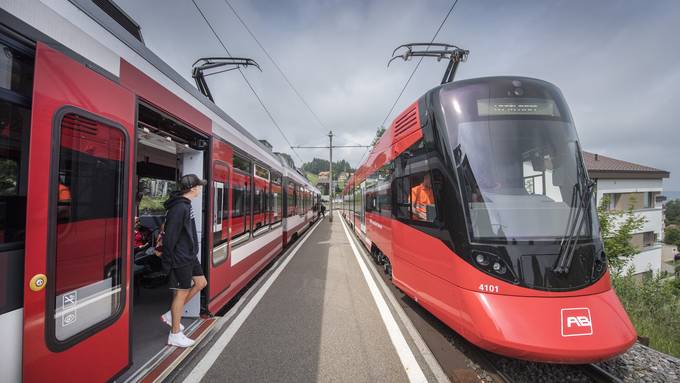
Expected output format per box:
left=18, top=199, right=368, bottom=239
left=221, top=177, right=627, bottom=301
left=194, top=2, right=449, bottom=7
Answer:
left=57, top=182, right=72, bottom=220
left=58, top=182, right=71, bottom=203
left=411, top=173, right=435, bottom=221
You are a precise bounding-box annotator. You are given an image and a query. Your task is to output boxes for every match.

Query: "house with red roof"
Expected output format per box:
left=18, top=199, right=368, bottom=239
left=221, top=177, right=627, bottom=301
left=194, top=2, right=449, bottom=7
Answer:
left=584, top=151, right=670, bottom=276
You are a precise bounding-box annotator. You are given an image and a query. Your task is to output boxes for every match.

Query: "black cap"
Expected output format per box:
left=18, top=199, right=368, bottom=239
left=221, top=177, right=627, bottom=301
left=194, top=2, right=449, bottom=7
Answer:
left=179, top=174, right=207, bottom=192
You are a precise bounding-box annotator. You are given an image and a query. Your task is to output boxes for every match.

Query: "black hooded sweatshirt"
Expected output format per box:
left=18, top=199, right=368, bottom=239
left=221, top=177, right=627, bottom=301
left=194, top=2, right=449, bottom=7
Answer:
left=163, top=193, right=199, bottom=268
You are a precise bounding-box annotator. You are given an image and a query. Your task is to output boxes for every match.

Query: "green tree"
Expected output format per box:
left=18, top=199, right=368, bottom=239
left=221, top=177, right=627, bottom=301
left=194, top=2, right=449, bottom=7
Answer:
left=371, top=126, right=386, bottom=146
left=666, top=199, right=680, bottom=226
left=597, top=195, right=646, bottom=274
left=301, top=158, right=354, bottom=179
left=665, top=226, right=680, bottom=246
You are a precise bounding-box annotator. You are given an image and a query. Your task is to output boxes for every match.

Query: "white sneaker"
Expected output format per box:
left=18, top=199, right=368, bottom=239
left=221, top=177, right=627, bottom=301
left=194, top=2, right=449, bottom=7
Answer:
left=167, top=331, right=195, bottom=348
left=161, top=311, right=184, bottom=331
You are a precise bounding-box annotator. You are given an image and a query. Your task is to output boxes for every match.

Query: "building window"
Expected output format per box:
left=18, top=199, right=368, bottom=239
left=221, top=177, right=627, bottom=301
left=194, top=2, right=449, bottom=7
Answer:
left=603, top=193, right=618, bottom=211
left=643, top=231, right=656, bottom=247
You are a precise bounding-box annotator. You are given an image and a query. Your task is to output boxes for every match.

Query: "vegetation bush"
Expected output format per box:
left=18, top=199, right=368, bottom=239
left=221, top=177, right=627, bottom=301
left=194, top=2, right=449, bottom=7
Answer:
left=665, top=199, right=680, bottom=226
left=139, top=196, right=167, bottom=214
left=612, top=270, right=680, bottom=357
left=664, top=225, right=680, bottom=246
left=598, top=196, right=680, bottom=357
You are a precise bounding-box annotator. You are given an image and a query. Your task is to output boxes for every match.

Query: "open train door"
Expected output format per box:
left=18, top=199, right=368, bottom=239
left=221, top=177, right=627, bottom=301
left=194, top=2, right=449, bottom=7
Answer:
left=22, top=43, right=134, bottom=382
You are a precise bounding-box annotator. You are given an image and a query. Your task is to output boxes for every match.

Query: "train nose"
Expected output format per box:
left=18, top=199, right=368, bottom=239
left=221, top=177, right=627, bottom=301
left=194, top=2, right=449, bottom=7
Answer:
left=460, top=288, right=637, bottom=363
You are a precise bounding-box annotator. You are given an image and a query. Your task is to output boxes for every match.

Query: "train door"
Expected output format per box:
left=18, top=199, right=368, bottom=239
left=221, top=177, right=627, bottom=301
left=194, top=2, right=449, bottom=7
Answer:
left=23, top=43, right=134, bottom=382
left=209, top=138, right=232, bottom=302
left=131, top=102, right=207, bottom=374
left=360, top=181, right=367, bottom=233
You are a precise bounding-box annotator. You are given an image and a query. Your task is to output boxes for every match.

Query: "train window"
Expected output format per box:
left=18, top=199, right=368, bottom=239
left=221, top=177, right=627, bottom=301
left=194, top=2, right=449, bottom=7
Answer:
left=233, top=155, right=250, bottom=173
left=354, top=187, right=361, bottom=217
left=231, top=155, right=251, bottom=243
left=409, top=172, right=437, bottom=222
left=365, top=190, right=376, bottom=212
left=377, top=185, right=392, bottom=217
left=254, top=165, right=270, bottom=232
left=214, top=183, right=224, bottom=231
left=0, top=38, right=32, bottom=317
left=51, top=111, right=127, bottom=342
left=395, top=176, right=411, bottom=219
left=212, top=161, right=229, bottom=249
left=0, top=40, right=34, bottom=99
left=286, top=181, right=295, bottom=218
left=271, top=174, right=282, bottom=225
left=0, top=102, right=30, bottom=248
left=255, top=164, right=269, bottom=179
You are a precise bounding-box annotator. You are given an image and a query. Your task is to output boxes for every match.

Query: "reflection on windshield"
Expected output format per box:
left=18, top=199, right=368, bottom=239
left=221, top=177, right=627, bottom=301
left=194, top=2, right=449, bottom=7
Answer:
left=456, top=120, right=591, bottom=241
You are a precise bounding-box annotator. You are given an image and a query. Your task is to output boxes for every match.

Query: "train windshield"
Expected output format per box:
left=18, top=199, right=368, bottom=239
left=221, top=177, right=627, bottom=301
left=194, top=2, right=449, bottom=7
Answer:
left=441, top=80, right=595, bottom=242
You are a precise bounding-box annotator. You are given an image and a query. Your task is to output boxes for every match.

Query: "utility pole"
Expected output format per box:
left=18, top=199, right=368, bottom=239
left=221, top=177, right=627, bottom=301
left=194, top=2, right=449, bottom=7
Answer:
left=292, top=132, right=371, bottom=223
left=328, top=131, right=333, bottom=221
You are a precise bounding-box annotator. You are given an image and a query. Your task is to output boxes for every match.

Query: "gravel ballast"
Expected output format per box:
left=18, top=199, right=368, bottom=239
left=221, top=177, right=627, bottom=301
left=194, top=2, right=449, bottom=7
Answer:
left=596, top=343, right=680, bottom=383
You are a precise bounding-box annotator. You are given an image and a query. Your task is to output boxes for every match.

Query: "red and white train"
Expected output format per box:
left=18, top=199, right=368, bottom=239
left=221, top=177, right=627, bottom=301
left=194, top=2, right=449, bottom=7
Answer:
left=341, top=76, right=637, bottom=363
left=0, top=1, right=320, bottom=381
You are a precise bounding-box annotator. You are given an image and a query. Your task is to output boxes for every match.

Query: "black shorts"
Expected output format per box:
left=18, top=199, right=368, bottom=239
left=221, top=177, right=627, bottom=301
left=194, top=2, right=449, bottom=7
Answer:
left=168, top=259, right=204, bottom=290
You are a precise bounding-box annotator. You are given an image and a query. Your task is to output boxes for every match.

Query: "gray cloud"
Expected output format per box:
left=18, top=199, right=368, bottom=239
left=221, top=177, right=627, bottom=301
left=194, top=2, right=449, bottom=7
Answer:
left=116, top=0, right=680, bottom=189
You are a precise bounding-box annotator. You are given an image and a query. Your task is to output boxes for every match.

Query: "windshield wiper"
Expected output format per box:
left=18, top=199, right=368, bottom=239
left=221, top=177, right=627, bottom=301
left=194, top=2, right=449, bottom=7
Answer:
left=553, top=180, right=594, bottom=274
left=554, top=146, right=594, bottom=274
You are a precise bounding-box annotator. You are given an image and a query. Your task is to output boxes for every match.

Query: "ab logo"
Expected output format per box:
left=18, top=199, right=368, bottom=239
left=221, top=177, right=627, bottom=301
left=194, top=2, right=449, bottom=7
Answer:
left=561, top=308, right=593, bottom=337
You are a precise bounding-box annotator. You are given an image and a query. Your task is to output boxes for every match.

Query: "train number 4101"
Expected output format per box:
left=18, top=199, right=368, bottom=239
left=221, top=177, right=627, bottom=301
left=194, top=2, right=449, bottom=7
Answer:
left=478, top=284, right=499, bottom=293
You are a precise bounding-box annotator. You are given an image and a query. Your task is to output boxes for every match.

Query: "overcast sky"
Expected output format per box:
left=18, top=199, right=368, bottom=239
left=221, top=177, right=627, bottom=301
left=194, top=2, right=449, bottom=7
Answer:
left=116, top=0, right=680, bottom=190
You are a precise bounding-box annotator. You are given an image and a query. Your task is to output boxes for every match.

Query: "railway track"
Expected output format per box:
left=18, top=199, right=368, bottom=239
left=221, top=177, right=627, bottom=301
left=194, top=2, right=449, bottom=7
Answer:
left=580, top=363, right=624, bottom=383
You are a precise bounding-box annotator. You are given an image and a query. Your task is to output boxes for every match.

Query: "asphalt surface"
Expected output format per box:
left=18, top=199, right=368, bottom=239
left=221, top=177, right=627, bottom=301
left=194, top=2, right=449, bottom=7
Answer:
left=175, top=216, right=438, bottom=382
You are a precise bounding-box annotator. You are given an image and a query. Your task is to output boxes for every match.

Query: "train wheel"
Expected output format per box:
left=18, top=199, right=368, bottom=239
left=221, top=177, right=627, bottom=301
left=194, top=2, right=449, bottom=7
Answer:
left=383, top=256, right=392, bottom=280
left=371, top=247, right=380, bottom=264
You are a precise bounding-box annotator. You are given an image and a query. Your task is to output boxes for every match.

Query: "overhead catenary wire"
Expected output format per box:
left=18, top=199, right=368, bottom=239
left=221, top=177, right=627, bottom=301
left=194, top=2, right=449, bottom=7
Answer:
left=222, top=0, right=329, bottom=131
left=352, top=1, right=460, bottom=176
left=191, top=0, right=304, bottom=164
left=380, top=0, right=461, bottom=128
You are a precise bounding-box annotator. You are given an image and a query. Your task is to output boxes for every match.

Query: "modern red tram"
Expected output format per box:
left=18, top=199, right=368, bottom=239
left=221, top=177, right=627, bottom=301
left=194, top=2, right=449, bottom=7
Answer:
left=0, top=1, right=319, bottom=382
left=341, top=76, right=637, bottom=363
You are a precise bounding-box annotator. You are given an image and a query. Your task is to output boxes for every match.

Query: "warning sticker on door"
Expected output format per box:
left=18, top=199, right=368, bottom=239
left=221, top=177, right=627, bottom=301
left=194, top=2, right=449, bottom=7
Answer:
left=62, top=291, right=77, bottom=327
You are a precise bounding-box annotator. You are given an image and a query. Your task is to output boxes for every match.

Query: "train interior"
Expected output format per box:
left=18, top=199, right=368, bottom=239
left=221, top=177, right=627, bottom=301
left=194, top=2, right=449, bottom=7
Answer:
left=129, top=103, right=208, bottom=371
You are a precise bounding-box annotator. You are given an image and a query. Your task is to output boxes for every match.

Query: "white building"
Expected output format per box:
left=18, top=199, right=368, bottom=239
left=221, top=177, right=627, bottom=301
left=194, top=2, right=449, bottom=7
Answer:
left=584, top=152, right=670, bottom=276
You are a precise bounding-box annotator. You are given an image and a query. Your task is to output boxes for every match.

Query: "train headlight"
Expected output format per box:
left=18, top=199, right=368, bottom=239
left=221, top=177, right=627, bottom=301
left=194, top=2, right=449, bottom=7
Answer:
left=475, top=253, right=489, bottom=266
left=471, top=251, right=517, bottom=284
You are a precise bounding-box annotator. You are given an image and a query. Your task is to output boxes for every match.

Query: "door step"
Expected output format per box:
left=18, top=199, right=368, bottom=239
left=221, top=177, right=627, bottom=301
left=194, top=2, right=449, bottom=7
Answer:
left=123, top=317, right=218, bottom=383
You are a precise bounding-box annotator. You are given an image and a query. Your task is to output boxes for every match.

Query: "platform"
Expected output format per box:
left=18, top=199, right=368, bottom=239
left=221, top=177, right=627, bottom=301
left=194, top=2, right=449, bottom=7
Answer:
left=167, top=213, right=448, bottom=383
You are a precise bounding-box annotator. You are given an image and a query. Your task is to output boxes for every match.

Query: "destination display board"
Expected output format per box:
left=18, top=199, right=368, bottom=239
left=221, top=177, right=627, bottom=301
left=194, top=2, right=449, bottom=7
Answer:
left=477, top=98, right=560, bottom=117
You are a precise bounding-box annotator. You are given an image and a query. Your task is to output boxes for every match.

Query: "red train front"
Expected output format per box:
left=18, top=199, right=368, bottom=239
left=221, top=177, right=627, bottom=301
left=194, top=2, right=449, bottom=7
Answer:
left=342, top=76, right=637, bottom=363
